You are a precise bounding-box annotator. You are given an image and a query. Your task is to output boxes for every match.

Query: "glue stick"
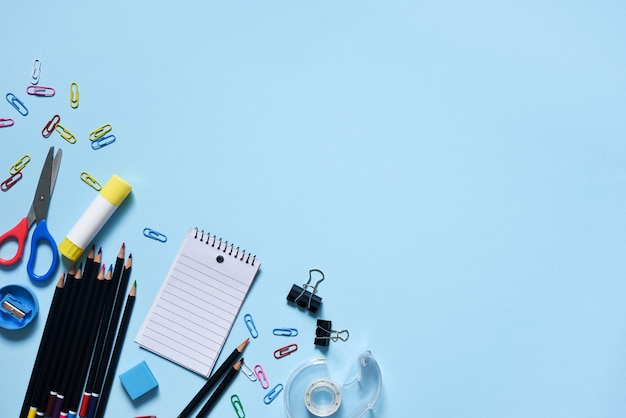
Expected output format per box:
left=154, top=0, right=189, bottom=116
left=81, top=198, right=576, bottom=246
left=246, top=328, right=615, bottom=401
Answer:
left=58, top=174, right=132, bottom=261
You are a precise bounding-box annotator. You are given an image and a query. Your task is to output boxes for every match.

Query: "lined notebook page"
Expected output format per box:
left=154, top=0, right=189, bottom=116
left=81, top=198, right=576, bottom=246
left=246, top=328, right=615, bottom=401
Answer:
left=135, top=228, right=260, bottom=377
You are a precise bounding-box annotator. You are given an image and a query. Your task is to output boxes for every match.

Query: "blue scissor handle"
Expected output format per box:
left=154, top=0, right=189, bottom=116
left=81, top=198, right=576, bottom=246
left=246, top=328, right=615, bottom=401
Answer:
left=27, top=220, right=59, bottom=281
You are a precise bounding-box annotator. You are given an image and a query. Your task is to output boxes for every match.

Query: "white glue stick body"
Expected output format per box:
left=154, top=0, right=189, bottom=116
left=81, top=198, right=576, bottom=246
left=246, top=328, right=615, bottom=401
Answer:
left=58, top=174, right=132, bottom=261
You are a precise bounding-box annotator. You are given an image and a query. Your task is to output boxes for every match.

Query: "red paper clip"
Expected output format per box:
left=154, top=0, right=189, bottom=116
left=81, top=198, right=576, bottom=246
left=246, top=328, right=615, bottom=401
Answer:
left=274, top=344, right=298, bottom=359
left=42, top=114, right=61, bottom=138
left=254, top=364, right=269, bottom=389
left=0, top=118, right=14, bottom=128
left=26, top=85, right=55, bottom=97
left=1, top=171, right=23, bottom=192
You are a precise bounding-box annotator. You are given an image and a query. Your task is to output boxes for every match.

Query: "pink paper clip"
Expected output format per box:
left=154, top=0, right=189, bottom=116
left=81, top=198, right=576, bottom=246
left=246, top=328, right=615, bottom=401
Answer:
left=274, top=344, right=298, bottom=359
left=42, top=114, right=61, bottom=138
left=254, top=364, right=269, bottom=389
left=1, top=171, right=23, bottom=192
left=0, top=118, right=14, bottom=128
left=26, top=85, right=55, bottom=97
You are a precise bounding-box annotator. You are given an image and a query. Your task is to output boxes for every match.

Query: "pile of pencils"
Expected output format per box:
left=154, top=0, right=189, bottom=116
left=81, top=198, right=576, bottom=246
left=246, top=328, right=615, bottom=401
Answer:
left=19, top=243, right=136, bottom=418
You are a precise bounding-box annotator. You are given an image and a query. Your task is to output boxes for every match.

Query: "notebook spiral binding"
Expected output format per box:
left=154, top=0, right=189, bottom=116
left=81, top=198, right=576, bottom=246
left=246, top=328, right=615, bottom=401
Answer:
left=194, top=227, right=257, bottom=266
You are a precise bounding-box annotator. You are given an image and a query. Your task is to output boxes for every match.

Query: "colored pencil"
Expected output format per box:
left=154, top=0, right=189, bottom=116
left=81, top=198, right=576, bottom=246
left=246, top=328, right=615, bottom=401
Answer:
left=196, top=359, right=243, bottom=418
left=20, top=272, right=65, bottom=418
left=93, top=281, right=136, bottom=418
left=88, top=254, right=132, bottom=418
left=177, top=338, right=250, bottom=418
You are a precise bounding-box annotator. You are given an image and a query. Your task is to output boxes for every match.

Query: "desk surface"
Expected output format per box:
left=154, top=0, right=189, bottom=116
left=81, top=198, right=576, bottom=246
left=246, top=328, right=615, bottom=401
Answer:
left=2, top=1, right=626, bottom=417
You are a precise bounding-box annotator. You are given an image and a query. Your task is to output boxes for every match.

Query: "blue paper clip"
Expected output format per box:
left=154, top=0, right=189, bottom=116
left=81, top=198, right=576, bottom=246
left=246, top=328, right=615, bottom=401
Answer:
left=273, top=328, right=298, bottom=337
left=231, top=395, right=245, bottom=418
left=6, top=93, right=28, bottom=116
left=244, top=313, right=258, bottom=338
left=91, top=134, right=116, bottom=150
left=263, top=383, right=284, bottom=405
left=31, top=59, right=41, bottom=85
left=143, top=228, right=167, bottom=243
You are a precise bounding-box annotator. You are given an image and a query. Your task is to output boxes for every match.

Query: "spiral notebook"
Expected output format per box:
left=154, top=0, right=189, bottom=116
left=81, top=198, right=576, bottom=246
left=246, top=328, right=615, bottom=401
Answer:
left=135, top=227, right=260, bottom=377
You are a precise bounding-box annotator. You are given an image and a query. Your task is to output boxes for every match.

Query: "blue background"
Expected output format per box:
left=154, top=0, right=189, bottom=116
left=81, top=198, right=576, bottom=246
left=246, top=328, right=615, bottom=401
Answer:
left=2, top=1, right=626, bottom=417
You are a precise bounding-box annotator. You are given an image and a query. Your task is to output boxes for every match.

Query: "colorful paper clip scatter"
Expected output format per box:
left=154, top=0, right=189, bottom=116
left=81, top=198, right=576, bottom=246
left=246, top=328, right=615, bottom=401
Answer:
left=143, top=228, right=167, bottom=243
left=240, top=361, right=257, bottom=382
left=254, top=364, right=269, bottom=389
left=70, top=82, right=79, bottom=108
left=263, top=383, right=284, bottom=405
left=55, top=124, right=76, bottom=144
left=26, top=85, right=55, bottom=97
left=1, top=172, right=23, bottom=192
left=273, top=328, right=298, bottom=337
left=286, top=268, right=325, bottom=314
left=89, top=124, right=112, bottom=141
left=274, top=344, right=298, bottom=359
left=231, top=395, right=245, bottom=418
left=42, top=114, right=61, bottom=138
left=6, top=93, right=28, bottom=116
left=80, top=171, right=102, bottom=191
left=31, top=59, right=41, bottom=85
left=244, top=313, right=258, bottom=338
left=10, top=155, right=30, bottom=175
left=0, top=118, right=14, bottom=128
left=91, top=134, right=116, bottom=150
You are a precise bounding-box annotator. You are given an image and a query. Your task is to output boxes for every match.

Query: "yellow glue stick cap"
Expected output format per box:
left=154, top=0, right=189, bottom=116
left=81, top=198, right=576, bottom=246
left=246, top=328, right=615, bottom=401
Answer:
left=58, top=237, right=82, bottom=262
left=100, top=175, right=132, bottom=207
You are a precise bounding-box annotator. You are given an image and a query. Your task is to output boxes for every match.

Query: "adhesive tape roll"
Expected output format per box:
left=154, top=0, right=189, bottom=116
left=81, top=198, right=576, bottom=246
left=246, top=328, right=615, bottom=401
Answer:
left=284, top=351, right=382, bottom=418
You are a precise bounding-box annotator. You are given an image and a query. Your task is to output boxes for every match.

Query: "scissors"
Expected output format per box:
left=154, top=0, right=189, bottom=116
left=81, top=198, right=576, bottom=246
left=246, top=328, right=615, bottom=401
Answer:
left=0, top=146, right=62, bottom=281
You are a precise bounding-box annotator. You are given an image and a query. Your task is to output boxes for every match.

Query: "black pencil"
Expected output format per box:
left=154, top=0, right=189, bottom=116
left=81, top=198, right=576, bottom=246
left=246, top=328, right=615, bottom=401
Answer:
left=20, top=272, right=66, bottom=418
left=195, top=359, right=243, bottom=418
left=93, top=281, right=136, bottom=418
left=177, top=338, right=250, bottom=418
left=89, top=254, right=132, bottom=417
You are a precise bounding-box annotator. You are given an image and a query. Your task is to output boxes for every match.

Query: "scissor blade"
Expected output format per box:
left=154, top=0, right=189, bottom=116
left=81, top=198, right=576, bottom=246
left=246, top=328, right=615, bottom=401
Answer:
left=31, top=147, right=61, bottom=222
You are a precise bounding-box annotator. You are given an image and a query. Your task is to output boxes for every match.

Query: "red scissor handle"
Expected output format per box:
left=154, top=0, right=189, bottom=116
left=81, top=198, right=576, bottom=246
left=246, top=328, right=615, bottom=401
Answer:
left=0, top=217, right=29, bottom=266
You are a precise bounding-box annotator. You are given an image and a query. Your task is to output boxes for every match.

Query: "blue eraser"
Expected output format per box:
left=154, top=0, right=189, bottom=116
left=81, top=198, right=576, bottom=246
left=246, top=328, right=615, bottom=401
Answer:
left=119, top=361, right=158, bottom=400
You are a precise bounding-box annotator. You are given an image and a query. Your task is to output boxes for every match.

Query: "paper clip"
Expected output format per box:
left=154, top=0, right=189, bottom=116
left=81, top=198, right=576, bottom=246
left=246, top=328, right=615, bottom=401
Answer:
left=89, top=124, right=112, bottom=141
left=1, top=172, right=23, bottom=192
left=254, top=364, right=269, bottom=389
left=80, top=171, right=102, bottom=191
left=263, top=383, right=284, bottom=405
left=70, top=82, right=79, bottom=108
left=231, top=395, right=245, bottom=418
left=143, top=228, right=167, bottom=243
left=244, top=313, right=258, bottom=338
left=286, top=268, right=325, bottom=313
left=274, top=344, right=298, bottom=359
left=31, top=59, right=41, bottom=85
left=314, top=319, right=349, bottom=347
left=240, top=360, right=257, bottom=382
left=55, top=124, right=76, bottom=144
left=26, top=85, right=55, bottom=97
left=273, top=328, right=298, bottom=337
left=42, top=114, right=61, bottom=138
left=91, top=134, right=115, bottom=150
left=0, top=118, right=14, bottom=128
left=6, top=93, right=28, bottom=116
left=10, top=154, right=31, bottom=175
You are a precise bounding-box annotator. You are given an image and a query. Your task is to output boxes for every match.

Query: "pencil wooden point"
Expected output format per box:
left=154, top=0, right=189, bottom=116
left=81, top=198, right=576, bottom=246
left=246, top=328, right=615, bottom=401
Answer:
left=87, top=245, right=95, bottom=259
left=56, top=272, right=65, bottom=288
left=125, top=254, right=132, bottom=268
left=237, top=338, right=250, bottom=353
left=130, top=282, right=136, bottom=296
left=68, top=262, right=76, bottom=275
left=233, top=359, right=243, bottom=371
left=97, top=265, right=105, bottom=280
left=105, top=265, right=113, bottom=281
left=118, top=243, right=125, bottom=258
left=94, top=247, right=102, bottom=263
left=75, top=265, right=83, bottom=279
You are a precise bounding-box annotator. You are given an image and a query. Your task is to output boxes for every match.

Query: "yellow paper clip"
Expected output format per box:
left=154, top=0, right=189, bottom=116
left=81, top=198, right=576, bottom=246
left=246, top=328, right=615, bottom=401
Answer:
left=55, top=124, right=76, bottom=144
left=9, top=154, right=31, bottom=175
left=70, top=82, right=79, bottom=109
left=89, top=124, right=112, bottom=141
left=80, top=171, right=102, bottom=191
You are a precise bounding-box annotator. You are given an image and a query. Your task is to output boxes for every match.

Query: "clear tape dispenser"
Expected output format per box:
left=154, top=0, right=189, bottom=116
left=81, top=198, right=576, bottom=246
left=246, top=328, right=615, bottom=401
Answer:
left=284, top=351, right=382, bottom=418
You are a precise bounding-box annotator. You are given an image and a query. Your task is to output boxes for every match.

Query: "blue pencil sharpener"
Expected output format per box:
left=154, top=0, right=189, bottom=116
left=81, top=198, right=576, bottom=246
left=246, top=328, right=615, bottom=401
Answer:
left=0, top=284, right=38, bottom=330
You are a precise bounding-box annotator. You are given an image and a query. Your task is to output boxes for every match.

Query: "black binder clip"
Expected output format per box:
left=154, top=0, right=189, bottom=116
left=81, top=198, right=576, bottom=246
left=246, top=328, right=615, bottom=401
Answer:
left=314, top=319, right=349, bottom=347
left=286, top=268, right=325, bottom=314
